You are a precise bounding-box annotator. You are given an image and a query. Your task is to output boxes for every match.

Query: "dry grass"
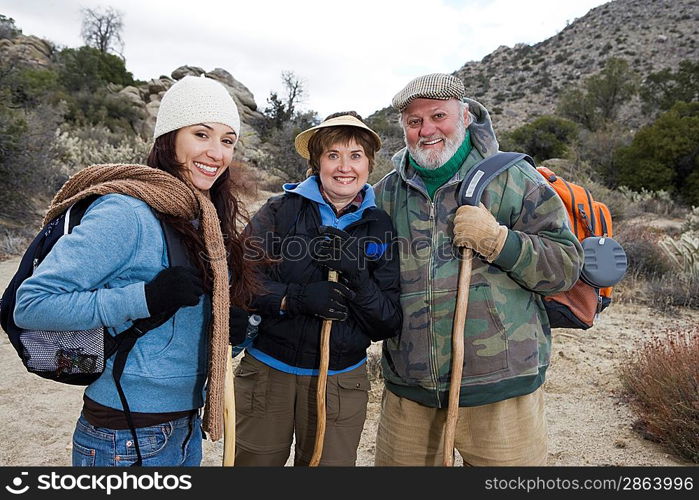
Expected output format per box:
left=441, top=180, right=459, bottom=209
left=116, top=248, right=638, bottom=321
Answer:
left=618, top=327, right=699, bottom=463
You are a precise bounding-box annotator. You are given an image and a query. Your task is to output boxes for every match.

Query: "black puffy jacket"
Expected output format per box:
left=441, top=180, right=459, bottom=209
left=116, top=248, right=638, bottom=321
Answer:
left=248, top=192, right=402, bottom=371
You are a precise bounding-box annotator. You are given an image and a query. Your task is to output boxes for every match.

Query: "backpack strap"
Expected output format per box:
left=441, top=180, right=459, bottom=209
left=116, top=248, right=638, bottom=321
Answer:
left=598, top=206, right=609, bottom=236
left=160, top=220, right=190, bottom=267
left=457, top=152, right=534, bottom=206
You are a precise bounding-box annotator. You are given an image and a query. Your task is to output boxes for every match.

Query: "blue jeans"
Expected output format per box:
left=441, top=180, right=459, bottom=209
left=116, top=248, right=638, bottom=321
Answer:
left=72, top=412, right=203, bottom=466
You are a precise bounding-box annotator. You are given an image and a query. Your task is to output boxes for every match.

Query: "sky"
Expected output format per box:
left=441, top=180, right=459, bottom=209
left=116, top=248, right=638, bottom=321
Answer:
left=2, top=0, right=610, bottom=119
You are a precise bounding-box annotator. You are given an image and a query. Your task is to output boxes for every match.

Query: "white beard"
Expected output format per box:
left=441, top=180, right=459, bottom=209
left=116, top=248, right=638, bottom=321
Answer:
left=406, top=118, right=467, bottom=170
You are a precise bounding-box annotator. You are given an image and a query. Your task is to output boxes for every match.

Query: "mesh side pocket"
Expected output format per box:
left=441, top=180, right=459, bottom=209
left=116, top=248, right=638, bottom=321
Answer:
left=19, top=328, right=105, bottom=382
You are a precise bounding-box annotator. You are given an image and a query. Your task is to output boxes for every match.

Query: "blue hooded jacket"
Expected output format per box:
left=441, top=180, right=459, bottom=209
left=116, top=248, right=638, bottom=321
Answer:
left=14, top=194, right=208, bottom=413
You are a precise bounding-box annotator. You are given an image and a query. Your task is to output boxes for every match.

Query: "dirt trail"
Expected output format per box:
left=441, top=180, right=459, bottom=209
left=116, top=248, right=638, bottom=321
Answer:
left=0, top=256, right=693, bottom=466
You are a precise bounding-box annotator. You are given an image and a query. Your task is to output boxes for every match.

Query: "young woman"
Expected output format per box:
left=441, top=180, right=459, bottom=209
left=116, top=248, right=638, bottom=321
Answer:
left=234, top=112, right=402, bottom=466
left=14, top=75, right=259, bottom=466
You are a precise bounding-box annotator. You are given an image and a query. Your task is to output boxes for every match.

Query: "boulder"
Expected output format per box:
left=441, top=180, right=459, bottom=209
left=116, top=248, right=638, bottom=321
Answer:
left=207, top=68, right=258, bottom=111
left=0, top=34, right=53, bottom=67
left=147, top=77, right=173, bottom=95
left=171, top=65, right=205, bottom=80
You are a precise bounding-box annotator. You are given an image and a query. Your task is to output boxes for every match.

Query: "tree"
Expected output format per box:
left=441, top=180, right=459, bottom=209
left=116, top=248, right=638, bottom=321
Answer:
left=0, top=14, right=21, bottom=39
left=558, top=57, right=638, bottom=131
left=263, top=71, right=305, bottom=131
left=80, top=6, right=124, bottom=56
left=640, top=60, right=699, bottom=112
left=613, top=101, right=699, bottom=205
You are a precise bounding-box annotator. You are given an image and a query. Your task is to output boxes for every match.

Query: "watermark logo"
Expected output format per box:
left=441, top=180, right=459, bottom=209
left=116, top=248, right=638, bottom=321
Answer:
left=5, top=472, right=29, bottom=495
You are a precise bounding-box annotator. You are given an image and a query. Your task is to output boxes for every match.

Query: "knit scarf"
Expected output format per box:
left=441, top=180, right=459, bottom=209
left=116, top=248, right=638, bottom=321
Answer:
left=408, top=130, right=472, bottom=199
left=44, top=164, right=230, bottom=441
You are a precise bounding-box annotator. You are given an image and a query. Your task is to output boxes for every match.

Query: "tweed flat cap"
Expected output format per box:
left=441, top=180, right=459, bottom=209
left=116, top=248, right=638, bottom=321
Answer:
left=392, top=73, right=465, bottom=112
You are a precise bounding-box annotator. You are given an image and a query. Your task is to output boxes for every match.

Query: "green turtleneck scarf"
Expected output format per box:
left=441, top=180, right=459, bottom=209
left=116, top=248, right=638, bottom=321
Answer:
left=409, top=130, right=472, bottom=199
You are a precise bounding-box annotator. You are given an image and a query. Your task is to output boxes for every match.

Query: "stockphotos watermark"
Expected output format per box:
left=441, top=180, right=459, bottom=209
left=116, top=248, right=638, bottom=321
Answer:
left=4, top=470, right=192, bottom=495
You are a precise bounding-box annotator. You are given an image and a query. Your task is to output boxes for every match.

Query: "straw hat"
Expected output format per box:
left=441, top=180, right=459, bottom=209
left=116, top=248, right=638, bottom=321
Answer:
left=294, top=114, right=382, bottom=159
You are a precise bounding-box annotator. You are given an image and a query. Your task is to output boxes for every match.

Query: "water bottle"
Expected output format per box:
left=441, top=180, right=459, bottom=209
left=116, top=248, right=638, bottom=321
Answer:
left=231, top=313, right=261, bottom=358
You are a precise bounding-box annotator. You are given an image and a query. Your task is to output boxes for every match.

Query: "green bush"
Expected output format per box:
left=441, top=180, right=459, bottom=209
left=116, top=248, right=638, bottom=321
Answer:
left=62, top=88, right=144, bottom=134
left=501, top=115, right=578, bottom=161
left=613, top=101, right=699, bottom=205
left=619, top=327, right=699, bottom=463
left=5, top=67, right=61, bottom=107
left=57, top=46, right=134, bottom=92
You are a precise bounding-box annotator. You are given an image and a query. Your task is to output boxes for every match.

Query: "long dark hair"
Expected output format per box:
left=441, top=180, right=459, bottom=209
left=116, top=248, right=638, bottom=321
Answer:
left=147, top=130, right=262, bottom=308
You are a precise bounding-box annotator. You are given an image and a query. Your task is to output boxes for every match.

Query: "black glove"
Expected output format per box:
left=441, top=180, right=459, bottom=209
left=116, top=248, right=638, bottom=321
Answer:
left=285, top=281, right=355, bottom=321
left=311, top=226, right=367, bottom=286
left=229, top=307, right=250, bottom=346
left=144, top=266, right=203, bottom=318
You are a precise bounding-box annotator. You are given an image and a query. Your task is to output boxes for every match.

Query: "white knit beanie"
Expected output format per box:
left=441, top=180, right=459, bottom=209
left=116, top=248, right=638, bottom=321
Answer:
left=153, top=75, right=241, bottom=141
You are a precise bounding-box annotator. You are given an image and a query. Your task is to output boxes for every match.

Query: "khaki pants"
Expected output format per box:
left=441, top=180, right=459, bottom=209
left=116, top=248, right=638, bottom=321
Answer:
left=234, top=353, right=370, bottom=466
left=374, top=387, right=548, bottom=466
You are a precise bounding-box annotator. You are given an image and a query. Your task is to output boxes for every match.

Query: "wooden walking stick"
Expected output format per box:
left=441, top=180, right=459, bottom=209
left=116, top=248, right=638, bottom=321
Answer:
left=222, top=344, right=236, bottom=466
left=443, top=249, right=472, bottom=466
left=309, top=269, right=338, bottom=466
left=442, top=153, right=519, bottom=466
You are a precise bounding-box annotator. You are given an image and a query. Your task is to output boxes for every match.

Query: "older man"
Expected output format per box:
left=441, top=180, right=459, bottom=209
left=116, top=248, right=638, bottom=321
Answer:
left=373, top=73, right=583, bottom=466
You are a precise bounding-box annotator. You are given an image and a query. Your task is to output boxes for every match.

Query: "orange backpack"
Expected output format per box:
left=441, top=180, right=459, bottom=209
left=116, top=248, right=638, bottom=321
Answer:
left=536, top=166, right=622, bottom=329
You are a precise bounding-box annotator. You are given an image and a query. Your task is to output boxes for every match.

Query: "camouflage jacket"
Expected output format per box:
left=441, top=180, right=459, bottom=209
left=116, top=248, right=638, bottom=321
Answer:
left=374, top=110, right=582, bottom=408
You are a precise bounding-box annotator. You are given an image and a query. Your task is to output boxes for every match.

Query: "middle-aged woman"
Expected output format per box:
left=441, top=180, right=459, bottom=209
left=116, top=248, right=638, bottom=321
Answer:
left=234, top=111, right=402, bottom=466
left=14, top=75, right=260, bottom=466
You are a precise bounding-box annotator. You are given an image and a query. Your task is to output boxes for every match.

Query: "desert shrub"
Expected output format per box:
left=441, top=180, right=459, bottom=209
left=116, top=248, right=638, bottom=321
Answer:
left=614, top=224, right=674, bottom=278
left=646, top=273, right=699, bottom=310
left=366, top=348, right=383, bottom=383
left=0, top=228, right=31, bottom=258
left=616, top=186, right=684, bottom=218
left=682, top=206, right=699, bottom=233
left=366, top=108, right=404, bottom=159
left=56, top=125, right=150, bottom=175
left=619, top=328, right=699, bottom=463
left=0, top=103, right=66, bottom=220
left=368, top=155, right=395, bottom=186
left=574, top=123, right=633, bottom=185
left=585, top=181, right=634, bottom=221
left=257, top=111, right=318, bottom=183
left=660, top=232, right=699, bottom=275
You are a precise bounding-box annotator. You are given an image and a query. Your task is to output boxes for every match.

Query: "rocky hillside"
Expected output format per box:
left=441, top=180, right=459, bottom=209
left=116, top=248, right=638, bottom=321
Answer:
left=371, top=0, right=698, bottom=133
left=0, top=35, right=266, bottom=165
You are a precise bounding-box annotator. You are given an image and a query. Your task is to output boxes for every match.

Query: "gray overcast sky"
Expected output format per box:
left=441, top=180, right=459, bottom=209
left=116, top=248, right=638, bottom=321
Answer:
left=3, top=0, right=608, bottom=118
